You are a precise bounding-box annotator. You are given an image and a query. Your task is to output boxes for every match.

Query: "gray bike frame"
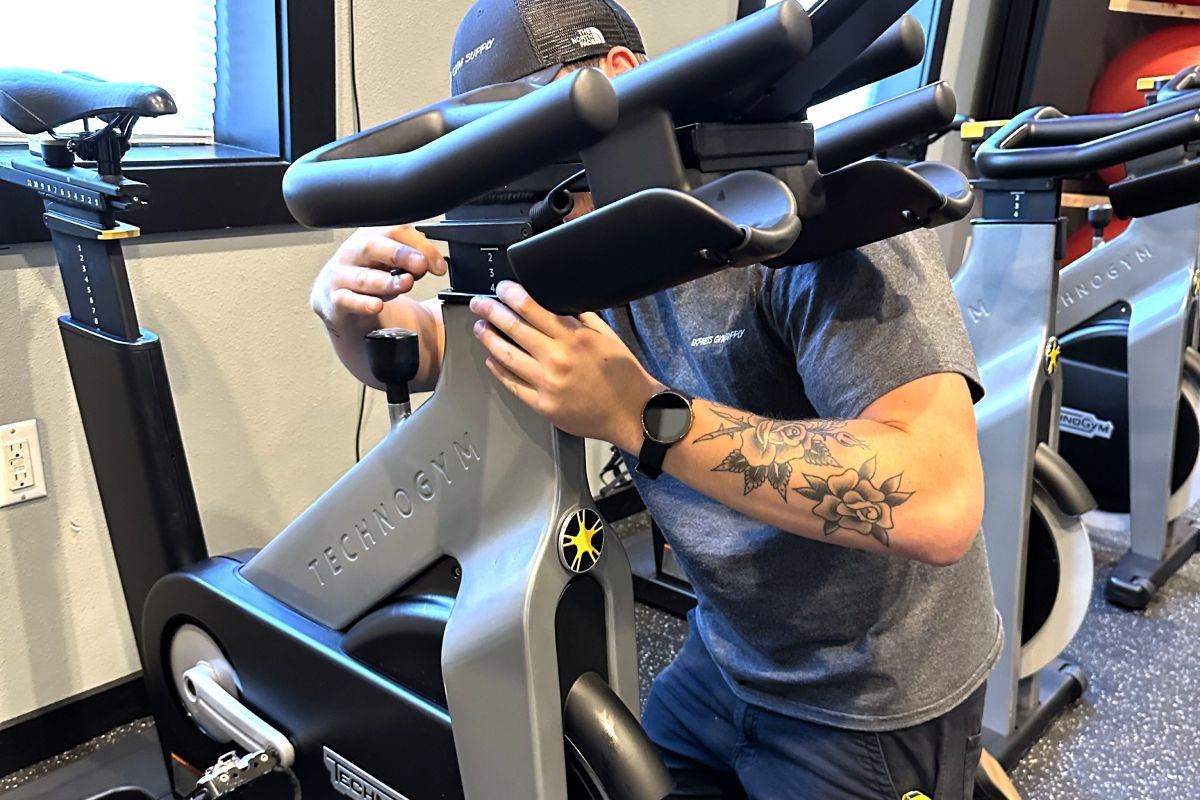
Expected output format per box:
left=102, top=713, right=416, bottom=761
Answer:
left=953, top=217, right=1063, bottom=739
left=240, top=304, right=640, bottom=799
left=1056, top=203, right=1200, bottom=578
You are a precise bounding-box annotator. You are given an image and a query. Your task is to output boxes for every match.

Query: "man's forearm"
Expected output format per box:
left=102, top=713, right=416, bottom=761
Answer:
left=628, top=398, right=983, bottom=566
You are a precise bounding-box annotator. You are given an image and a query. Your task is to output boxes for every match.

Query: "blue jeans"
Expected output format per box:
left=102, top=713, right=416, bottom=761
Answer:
left=642, top=631, right=985, bottom=800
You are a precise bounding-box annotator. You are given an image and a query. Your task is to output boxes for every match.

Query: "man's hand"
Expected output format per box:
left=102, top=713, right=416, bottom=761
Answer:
left=311, top=225, right=448, bottom=331
left=469, top=281, right=661, bottom=450
left=312, top=225, right=449, bottom=391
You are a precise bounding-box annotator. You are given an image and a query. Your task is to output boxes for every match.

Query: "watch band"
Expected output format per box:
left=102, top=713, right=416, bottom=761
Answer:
left=636, top=438, right=671, bottom=480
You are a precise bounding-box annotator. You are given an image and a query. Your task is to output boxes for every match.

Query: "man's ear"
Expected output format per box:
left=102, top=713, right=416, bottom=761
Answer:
left=602, top=46, right=640, bottom=78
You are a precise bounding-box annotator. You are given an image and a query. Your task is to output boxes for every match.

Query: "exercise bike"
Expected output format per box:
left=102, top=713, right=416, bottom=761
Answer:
left=1051, top=66, right=1200, bottom=610
left=955, top=102, right=1200, bottom=766
left=0, top=3, right=977, bottom=799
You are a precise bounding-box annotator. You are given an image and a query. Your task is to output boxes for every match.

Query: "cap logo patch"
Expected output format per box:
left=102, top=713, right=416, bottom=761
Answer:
left=571, top=27, right=606, bottom=49
left=451, top=37, right=496, bottom=80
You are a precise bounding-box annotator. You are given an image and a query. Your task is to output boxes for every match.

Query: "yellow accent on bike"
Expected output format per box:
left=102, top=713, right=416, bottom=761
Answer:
left=98, top=222, right=141, bottom=240
left=1137, top=75, right=1173, bottom=92
left=1045, top=337, right=1062, bottom=376
left=960, top=120, right=1009, bottom=142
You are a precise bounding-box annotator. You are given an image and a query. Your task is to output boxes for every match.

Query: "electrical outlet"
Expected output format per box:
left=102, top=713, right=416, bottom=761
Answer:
left=1, top=420, right=47, bottom=508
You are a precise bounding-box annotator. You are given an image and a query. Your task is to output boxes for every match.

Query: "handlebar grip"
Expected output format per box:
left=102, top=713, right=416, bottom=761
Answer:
left=283, top=69, right=618, bottom=228
left=809, top=15, right=925, bottom=108
left=745, top=0, right=916, bottom=119
left=815, top=81, right=957, bottom=173
left=610, top=0, right=812, bottom=124
left=1109, top=157, right=1200, bottom=219
left=976, top=107, right=1200, bottom=180
left=1012, top=88, right=1200, bottom=146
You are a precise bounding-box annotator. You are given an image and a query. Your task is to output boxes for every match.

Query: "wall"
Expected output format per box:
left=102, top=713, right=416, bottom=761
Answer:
left=0, top=0, right=735, bottom=726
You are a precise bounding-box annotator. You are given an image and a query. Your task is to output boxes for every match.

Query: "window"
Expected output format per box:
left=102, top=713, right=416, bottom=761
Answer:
left=0, top=0, right=218, bottom=144
left=757, top=0, right=953, bottom=128
left=0, top=0, right=336, bottom=244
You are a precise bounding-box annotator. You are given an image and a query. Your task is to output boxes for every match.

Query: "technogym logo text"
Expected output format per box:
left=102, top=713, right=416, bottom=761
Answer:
left=324, top=748, right=409, bottom=800
left=1059, top=407, right=1115, bottom=440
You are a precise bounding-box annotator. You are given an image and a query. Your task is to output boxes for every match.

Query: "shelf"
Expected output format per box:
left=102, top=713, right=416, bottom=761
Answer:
left=1108, top=0, right=1200, bottom=20
left=1062, top=192, right=1110, bottom=209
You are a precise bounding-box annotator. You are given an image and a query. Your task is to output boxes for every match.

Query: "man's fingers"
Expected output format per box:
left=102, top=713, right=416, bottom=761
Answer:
left=384, top=225, right=449, bottom=276
left=579, top=311, right=621, bottom=340
left=494, top=281, right=575, bottom=336
left=335, top=265, right=408, bottom=299
left=484, top=356, right=541, bottom=409
left=351, top=234, right=433, bottom=278
left=469, top=295, right=551, bottom=357
left=332, top=287, right=385, bottom=316
left=474, top=320, right=542, bottom=385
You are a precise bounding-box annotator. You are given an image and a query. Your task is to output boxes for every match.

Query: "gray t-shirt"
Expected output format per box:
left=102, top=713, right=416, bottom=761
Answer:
left=603, top=228, right=1001, bottom=732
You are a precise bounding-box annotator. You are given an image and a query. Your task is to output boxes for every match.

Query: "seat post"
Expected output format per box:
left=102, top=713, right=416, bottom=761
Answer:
left=1, top=150, right=209, bottom=656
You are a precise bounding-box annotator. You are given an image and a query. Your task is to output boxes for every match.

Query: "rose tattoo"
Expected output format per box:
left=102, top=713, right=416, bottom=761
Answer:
left=794, top=457, right=913, bottom=547
left=695, top=410, right=867, bottom=499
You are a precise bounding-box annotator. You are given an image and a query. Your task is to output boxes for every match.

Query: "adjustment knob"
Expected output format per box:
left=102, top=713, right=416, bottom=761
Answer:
left=1088, top=204, right=1114, bottom=250
left=366, top=329, right=420, bottom=414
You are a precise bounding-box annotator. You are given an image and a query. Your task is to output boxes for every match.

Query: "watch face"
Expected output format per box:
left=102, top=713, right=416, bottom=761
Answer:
left=644, top=392, right=693, bottom=444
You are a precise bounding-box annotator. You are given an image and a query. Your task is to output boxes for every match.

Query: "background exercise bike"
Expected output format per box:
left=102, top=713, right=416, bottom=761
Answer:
left=956, top=102, right=1200, bottom=765
left=1051, top=67, right=1200, bottom=610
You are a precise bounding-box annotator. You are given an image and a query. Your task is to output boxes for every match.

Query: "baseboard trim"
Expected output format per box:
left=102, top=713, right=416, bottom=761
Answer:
left=0, top=673, right=148, bottom=776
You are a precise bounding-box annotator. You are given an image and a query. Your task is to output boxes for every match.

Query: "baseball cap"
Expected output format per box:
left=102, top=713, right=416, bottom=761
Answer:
left=450, top=0, right=647, bottom=96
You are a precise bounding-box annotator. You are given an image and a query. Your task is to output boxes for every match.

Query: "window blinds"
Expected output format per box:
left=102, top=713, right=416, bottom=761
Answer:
left=0, top=0, right=217, bottom=142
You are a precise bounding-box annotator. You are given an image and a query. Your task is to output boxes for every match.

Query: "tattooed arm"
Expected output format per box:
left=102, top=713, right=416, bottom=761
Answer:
left=468, top=282, right=985, bottom=566
left=657, top=373, right=984, bottom=565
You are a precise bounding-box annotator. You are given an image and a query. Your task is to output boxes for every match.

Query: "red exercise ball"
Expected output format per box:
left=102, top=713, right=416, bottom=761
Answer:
left=1063, top=216, right=1132, bottom=267
left=1089, top=25, right=1200, bottom=183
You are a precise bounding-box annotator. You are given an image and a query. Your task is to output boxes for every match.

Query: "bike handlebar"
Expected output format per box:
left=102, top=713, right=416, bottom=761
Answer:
left=607, top=0, right=812, bottom=125
left=1156, top=65, right=1200, bottom=104
left=1001, top=86, right=1200, bottom=147
left=283, top=69, right=618, bottom=228
left=975, top=104, right=1200, bottom=180
left=744, top=0, right=917, bottom=120
left=816, top=81, right=956, bottom=173
left=809, top=15, right=925, bottom=108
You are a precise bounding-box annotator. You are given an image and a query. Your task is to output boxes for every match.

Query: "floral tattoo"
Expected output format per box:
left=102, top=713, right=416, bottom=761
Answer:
left=794, top=458, right=912, bottom=547
left=694, top=409, right=912, bottom=547
left=694, top=410, right=868, bottom=499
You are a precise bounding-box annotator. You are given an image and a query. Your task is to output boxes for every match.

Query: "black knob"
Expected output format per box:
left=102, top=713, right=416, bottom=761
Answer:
left=1088, top=204, right=1113, bottom=236
left=366, top=328, right=420, bottom=406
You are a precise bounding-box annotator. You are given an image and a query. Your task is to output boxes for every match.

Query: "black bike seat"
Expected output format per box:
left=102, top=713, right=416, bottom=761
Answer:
left=0, top=68, right=176, bottom=134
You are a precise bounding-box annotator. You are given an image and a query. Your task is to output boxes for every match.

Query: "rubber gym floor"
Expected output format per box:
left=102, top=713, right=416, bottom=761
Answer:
left=3, top=514, right=1198, bottom=799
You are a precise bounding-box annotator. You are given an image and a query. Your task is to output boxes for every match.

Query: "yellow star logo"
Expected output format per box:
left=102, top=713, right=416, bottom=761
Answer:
left=1045, top=337, right=1061, bottom=376
left=560, top=508, right=605, bottom=573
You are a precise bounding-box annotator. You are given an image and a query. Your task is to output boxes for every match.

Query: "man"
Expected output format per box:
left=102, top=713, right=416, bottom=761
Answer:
left=310, top=1, right=1001, bottom=797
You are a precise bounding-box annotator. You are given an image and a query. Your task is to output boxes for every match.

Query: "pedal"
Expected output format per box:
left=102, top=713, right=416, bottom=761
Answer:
left=196, top=750, right=278, bottom=798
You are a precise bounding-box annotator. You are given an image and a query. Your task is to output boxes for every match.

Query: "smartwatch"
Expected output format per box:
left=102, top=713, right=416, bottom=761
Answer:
left=636, top=389, right=695, bottom=480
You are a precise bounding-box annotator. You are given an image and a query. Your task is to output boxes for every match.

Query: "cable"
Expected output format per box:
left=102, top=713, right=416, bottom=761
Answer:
left=282, top=766, right=303, bottom=799
left=347, top=0, right=362, bottom=134
left=355, top=380, right=367, bottom=463
left=348, top=0, right=369, bottom=463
